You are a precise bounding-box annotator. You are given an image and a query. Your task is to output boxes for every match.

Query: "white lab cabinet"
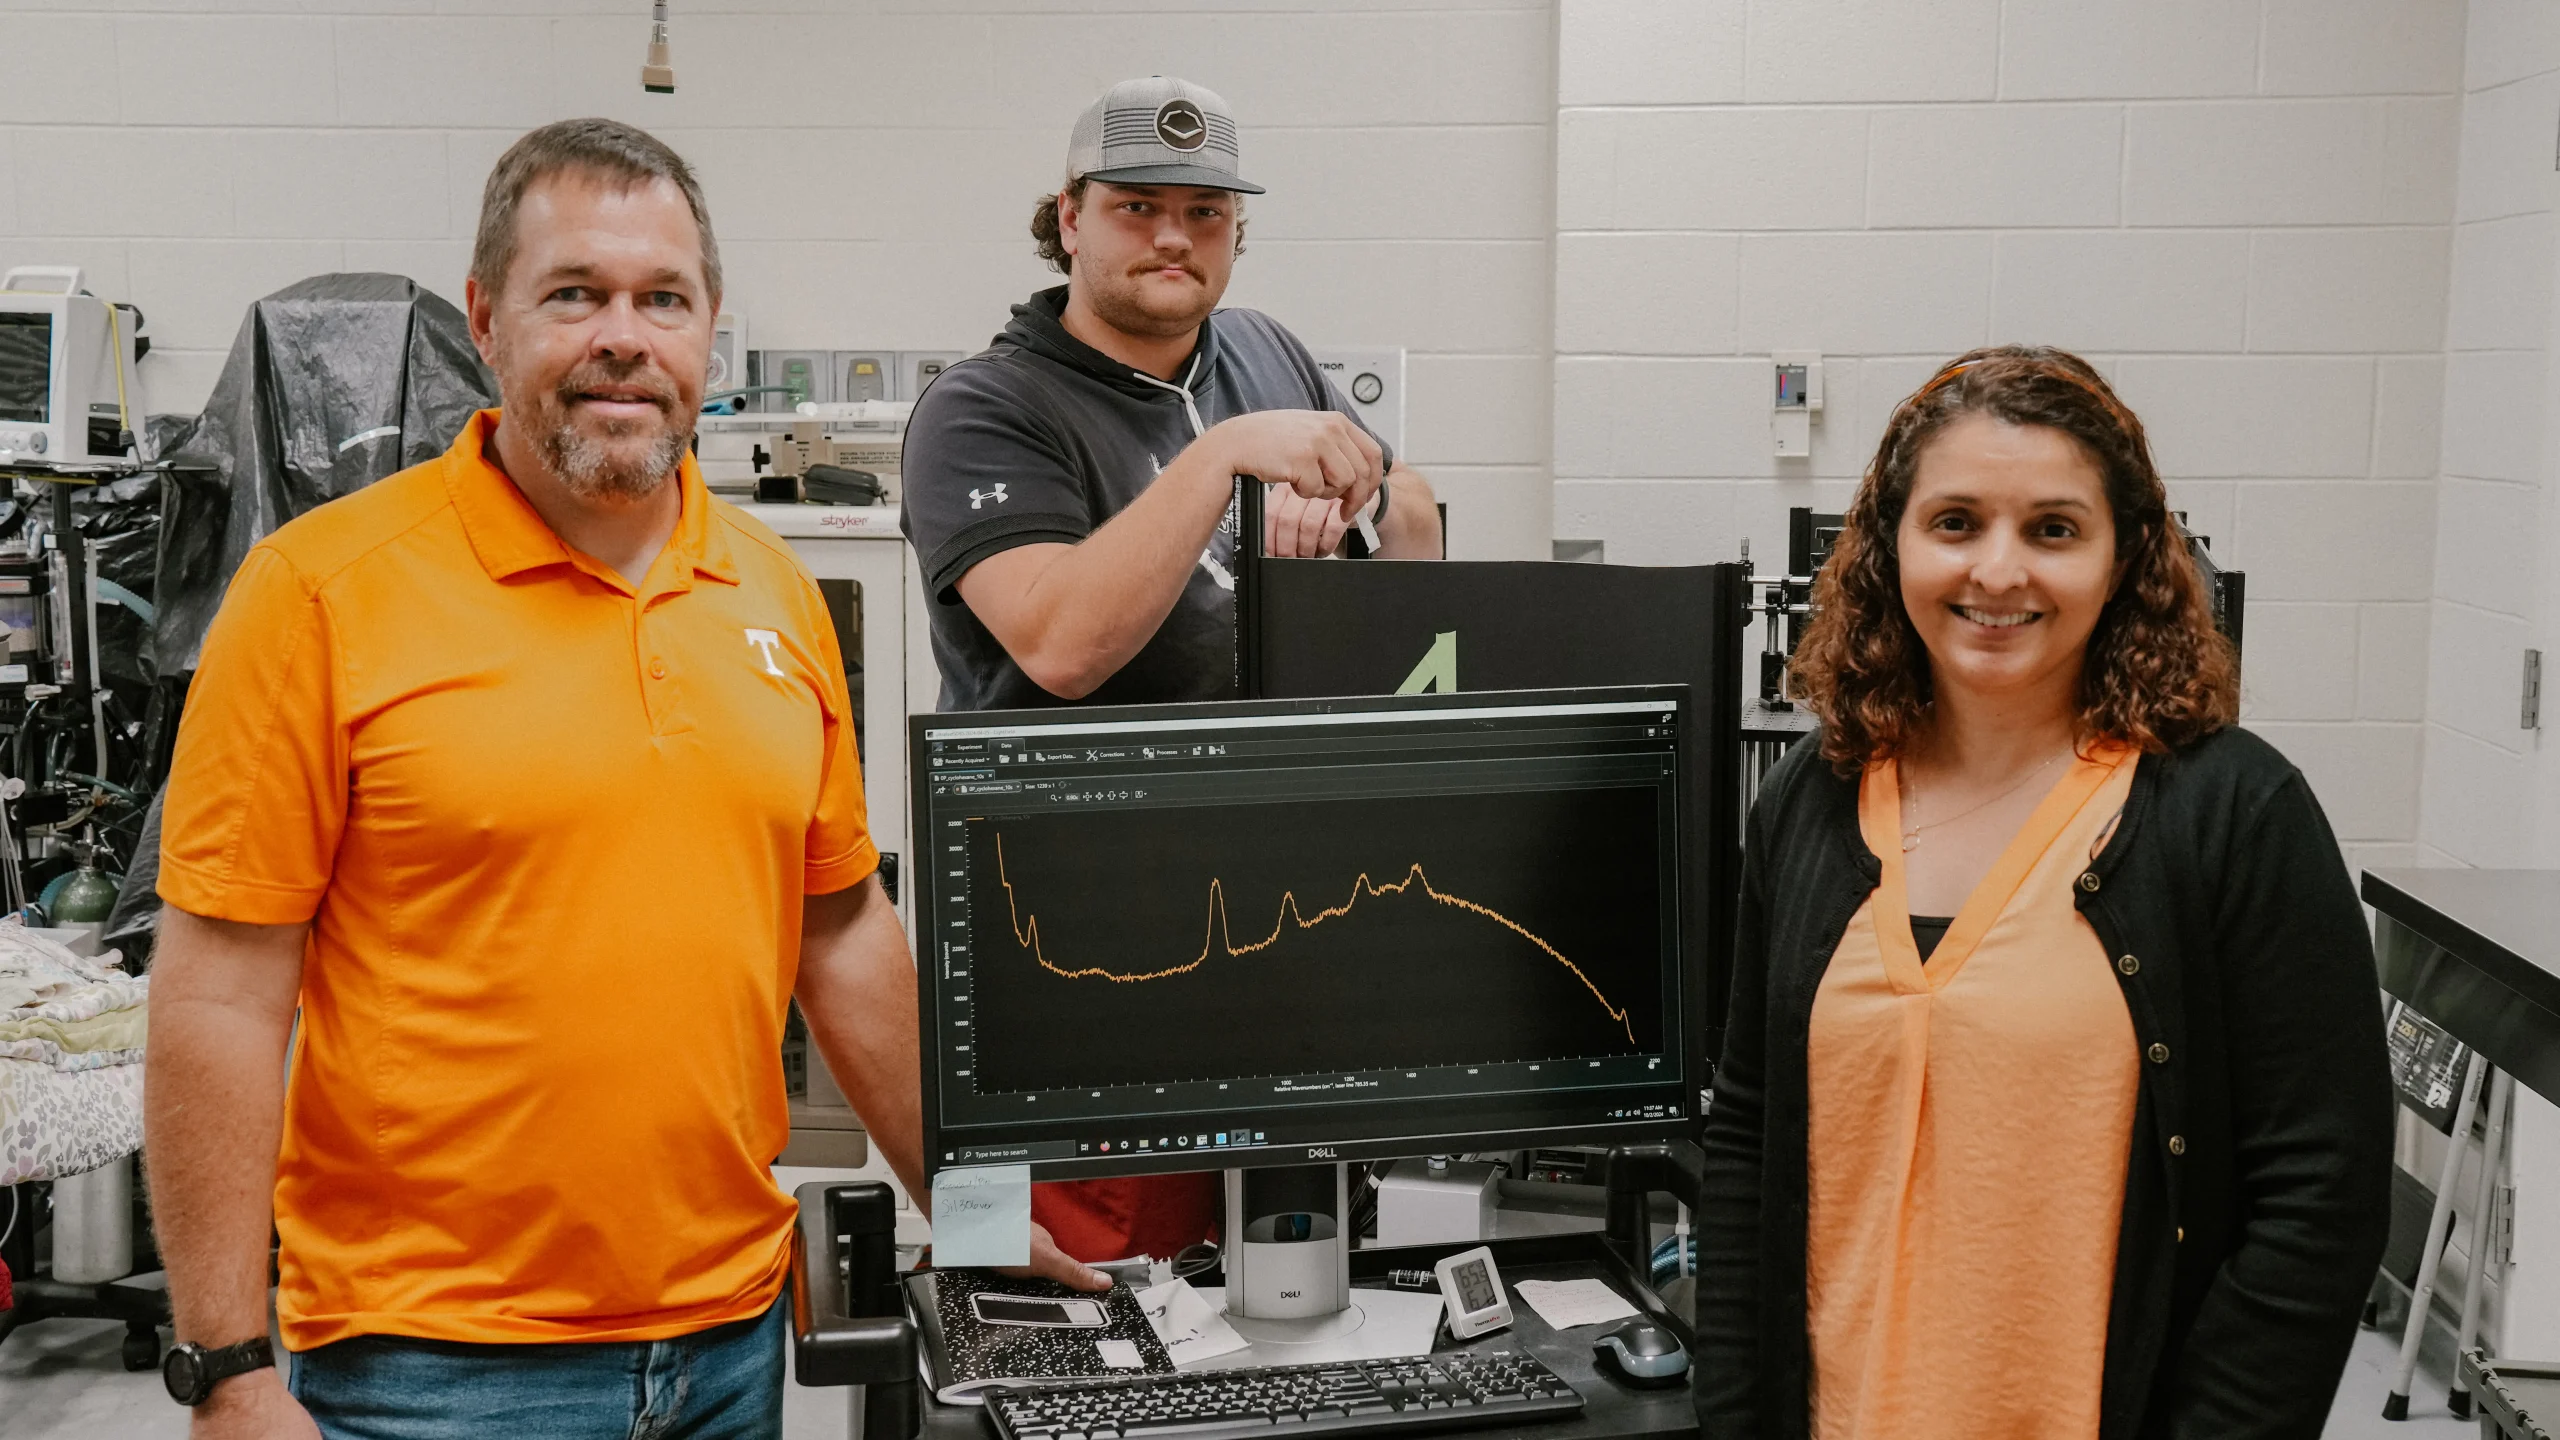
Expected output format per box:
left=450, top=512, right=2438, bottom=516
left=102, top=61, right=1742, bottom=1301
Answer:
left=748, top=504, right=938, bottom=1440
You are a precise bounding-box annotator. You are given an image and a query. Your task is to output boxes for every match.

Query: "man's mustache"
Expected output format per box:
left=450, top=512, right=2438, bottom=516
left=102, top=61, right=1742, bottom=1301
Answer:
left=554, top=365, right=678, bottom=414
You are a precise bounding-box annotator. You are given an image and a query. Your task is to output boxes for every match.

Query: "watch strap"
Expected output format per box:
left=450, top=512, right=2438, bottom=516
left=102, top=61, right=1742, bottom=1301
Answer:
left=168, top=1335, right=276, bottom=1405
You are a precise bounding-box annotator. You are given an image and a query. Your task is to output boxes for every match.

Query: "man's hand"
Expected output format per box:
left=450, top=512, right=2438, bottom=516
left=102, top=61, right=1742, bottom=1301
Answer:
left=1264, top=482, right=1361, bottom=558
left=192, top=1370, right=322, bottom=1440
left=1207, top=410, right=1382, bottom=521
left=1001, top=1221, right=1114, bottom=1293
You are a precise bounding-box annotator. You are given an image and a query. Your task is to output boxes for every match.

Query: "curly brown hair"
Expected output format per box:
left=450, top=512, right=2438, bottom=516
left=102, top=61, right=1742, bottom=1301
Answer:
left=1789, top=345, right=2238, bottom=774
left=1031, top=179, right=1247, bottom=274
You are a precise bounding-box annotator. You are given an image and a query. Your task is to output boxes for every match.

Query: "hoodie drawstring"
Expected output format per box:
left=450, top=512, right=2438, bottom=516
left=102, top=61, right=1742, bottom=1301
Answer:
left=1128, top=351, right=1210, bottom=439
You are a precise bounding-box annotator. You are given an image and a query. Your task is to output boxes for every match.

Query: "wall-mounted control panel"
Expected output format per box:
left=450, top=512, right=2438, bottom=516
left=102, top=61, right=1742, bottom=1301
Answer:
left=1772, top=351, right=1824, bottom=459
left=748, top=349, right=977, bottom=411
left=1309, top=347, right=1406, bottom=457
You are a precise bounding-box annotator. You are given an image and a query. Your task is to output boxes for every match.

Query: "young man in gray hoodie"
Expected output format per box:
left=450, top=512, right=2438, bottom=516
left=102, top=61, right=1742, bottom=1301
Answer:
left=900, top=76, right=1441, bottom=1267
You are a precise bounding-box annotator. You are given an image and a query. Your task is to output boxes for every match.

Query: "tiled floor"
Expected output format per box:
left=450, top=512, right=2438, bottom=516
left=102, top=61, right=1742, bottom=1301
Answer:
left=0, top=1300, right=2494, bottom=1439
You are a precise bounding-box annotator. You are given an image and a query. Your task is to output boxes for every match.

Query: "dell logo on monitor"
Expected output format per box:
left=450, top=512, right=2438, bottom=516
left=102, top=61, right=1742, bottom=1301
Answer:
left=1280, top=1290, right=1303, bottom=1299
left=1305, top=1147, right=1337, bottom=1160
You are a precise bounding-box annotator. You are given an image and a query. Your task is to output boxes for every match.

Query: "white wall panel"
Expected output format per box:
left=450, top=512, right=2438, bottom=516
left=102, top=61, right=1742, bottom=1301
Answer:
left=118, top=17, right=341, bottom=127
left=1735, top=231, right=1993, bottom=355
left=2125, top=102, right=2404, bottom=227
left=2358, top=603, right=2433, bottom=722
left=2232, top=482, right=2438, bottom=603
left=333, top=17, right=561, bottom=129
left=2240, top=603, right=2362, bottom=722
left=2454, top=71, right=2560, bottom=225
left=2109, top=359, right=2377, bottom=481
left=2255, top=722, right=2425, bottom=842
left=0, top=17, right=117, bottom=127
left=2372, top=357, right=2447, bottom=479
left=1554, top=232, right=1741, bottom=357
left=1557, top=109, right=1871, bottom=232
left=2445, top=212, right=2559, bottom=353
left=1557, top=0, right=1745, bottom=107
left=1743, top=0, right=2001, bottom=104
left=2261, top=0, right=2466, bottom=98
left=2248, top=228, right=2453, bottom=355
left=1992, top=231, right=2251, bottom=353
left=2431, top=477, right=2543, bottom=619
left=1996, top=0, right=2260, bottom=100
left=2439, top=349, right=2549, bottom=485
left=1866, top=106, right=2122, bottom=230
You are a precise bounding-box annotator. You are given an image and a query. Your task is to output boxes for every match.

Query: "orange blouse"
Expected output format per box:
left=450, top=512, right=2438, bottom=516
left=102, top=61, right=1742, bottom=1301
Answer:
left=1805, top=746, right=2142, bottom=1440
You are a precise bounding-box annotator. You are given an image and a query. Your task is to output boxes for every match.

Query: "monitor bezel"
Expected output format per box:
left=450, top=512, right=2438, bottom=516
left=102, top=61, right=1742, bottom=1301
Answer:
left=908, top=683, right=1703, bottom=1183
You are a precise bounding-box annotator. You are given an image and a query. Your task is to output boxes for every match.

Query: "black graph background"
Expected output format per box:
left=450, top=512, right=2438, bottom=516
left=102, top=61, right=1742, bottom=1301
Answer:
left=963, top=784, right=1668, bottom=1094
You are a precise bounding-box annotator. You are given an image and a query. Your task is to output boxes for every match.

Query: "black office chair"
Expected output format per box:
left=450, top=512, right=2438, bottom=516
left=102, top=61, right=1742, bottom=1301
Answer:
left=791, top=1180, right=922, bottom=1439
left=0, top=1174, right=172, bottom=1371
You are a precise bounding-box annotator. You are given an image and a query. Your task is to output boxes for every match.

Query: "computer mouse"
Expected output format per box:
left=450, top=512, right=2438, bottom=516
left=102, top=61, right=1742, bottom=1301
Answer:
left=1593, top=1319, right=1690, bottom=1387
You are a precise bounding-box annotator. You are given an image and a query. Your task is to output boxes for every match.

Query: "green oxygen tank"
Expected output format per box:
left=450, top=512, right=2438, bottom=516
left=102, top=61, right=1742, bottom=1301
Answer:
left=50, top=843, right=119, bottom=924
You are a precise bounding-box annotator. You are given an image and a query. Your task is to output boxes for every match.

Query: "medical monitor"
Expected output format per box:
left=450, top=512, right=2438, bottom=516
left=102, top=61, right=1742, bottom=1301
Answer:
left=912, top=686, right=1698, bottom=1182
left=0, top=268, right=137, bottom=466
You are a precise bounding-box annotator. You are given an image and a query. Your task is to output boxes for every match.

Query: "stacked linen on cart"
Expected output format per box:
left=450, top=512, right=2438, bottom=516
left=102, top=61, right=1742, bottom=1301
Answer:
left=0, top=928, right=147, bottom=1187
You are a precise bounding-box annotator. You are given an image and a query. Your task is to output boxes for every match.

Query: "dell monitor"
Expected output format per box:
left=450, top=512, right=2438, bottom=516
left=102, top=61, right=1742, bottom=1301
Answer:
left=911, top=686, right=1699, bottom=1343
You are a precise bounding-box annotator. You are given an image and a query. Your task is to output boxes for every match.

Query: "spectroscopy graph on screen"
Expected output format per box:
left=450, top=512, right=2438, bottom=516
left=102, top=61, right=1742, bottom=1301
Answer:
left=965, top=785, right=1667, bottom=1095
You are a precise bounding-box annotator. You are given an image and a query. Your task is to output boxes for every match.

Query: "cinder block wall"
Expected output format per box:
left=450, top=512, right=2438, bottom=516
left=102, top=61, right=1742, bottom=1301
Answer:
left=2424, top=0, right=2560, bottom=868
left=9, top=0, right=2550, bottom=861
left=0, top=0, right=1559, bottom=562
left=1552, top=0, right=2467, bottom=865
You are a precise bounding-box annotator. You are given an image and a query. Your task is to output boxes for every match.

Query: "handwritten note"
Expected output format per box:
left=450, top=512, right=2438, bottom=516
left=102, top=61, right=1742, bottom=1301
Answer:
left=929, top=1164, right=1032, bottom=1267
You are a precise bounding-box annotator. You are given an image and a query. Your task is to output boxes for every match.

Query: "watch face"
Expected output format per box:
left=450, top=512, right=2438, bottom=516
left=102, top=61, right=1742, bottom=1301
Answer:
left=162, top=1344, right=204, bottom=1404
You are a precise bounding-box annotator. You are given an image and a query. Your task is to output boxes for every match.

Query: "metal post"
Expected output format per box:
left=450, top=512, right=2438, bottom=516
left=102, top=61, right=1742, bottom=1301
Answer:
left=2447, top=1069, right=2514, bottom=1420
left=2386, top=1049, right=2489, bottom=1419
left=1234, top=476, right=1264, bottom=700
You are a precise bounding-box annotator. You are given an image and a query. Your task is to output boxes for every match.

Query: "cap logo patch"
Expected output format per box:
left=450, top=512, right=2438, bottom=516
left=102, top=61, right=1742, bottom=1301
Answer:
left=1155, top=99, right=1208, bottom=151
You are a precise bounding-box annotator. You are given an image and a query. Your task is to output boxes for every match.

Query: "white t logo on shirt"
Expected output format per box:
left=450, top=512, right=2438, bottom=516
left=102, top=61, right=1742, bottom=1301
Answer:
left=744, top=628, right=786, bottom=676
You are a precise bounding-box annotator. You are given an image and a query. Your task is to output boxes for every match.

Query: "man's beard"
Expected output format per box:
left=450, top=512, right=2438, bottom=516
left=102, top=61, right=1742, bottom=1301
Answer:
left=510, top=361, right=691, bottom=500
left=539, top=415, right=688, bottom=501
left=1084, top=261, right=1220, bottom=340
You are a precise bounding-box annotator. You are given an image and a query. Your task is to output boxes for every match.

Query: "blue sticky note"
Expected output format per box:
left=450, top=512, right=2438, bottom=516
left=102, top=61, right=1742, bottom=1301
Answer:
left=930, top=1164, right=1032, bottom=1267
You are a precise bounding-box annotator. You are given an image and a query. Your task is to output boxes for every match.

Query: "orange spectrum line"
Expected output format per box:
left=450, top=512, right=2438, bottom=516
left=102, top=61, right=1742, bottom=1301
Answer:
left=991, top=833, right=1639, bottom=1048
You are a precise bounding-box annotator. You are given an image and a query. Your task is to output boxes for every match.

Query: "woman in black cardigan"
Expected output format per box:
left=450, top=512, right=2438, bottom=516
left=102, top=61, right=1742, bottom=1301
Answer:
left=1694, top=346, right=2393, bottom=1440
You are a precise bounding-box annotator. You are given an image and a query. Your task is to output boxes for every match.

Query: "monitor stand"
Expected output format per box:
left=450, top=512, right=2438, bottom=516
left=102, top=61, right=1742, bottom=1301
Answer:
left=1214, top=1164, right=1442, bottom=1367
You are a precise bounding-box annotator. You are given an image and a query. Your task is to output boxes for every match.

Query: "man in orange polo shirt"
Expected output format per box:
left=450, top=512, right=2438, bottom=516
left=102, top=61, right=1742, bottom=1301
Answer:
left=141, top=119, right=1097, bottom=1440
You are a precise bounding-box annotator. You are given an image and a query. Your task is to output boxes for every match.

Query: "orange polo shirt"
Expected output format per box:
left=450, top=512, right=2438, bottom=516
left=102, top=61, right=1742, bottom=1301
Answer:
left=158, top=411, right=878, bottom=1350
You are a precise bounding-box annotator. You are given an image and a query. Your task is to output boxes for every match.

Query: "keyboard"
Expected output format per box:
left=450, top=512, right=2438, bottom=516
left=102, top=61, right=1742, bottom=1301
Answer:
left=981, top=1351, right=1585, bottom=1439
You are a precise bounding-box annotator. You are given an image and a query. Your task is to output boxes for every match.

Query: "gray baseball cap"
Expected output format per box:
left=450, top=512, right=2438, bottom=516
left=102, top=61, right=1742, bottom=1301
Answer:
left=1065, top=76, right=1264, bottom=194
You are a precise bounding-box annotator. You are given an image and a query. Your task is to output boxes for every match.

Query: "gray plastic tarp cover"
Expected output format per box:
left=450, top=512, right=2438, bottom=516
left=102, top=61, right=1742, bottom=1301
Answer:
left=153, top=272, right=496, bottom=674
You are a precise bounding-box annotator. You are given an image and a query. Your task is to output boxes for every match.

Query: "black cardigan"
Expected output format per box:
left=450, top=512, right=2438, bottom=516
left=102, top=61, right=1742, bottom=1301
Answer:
left=1693, top=727, right=2394, bottom=1440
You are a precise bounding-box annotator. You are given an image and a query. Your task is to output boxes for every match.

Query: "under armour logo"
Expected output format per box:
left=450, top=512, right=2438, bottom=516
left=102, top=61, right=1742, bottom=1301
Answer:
left=744, top=628, right=785, bottom=676
left=970, top=484, right=1009, bottom=509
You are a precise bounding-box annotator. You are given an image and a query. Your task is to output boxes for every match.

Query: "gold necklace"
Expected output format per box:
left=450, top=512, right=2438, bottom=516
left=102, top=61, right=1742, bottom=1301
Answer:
left=1900, top=748, right=2069, bottom=853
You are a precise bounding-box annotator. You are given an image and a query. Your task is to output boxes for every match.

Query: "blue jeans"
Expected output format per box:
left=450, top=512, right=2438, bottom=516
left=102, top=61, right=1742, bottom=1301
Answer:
left=288, top=1292, right=787, bottom=1440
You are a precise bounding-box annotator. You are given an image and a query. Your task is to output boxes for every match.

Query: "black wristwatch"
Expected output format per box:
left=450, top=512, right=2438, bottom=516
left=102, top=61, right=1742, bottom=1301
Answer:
left=163, top=1336, right=276, bottom=1406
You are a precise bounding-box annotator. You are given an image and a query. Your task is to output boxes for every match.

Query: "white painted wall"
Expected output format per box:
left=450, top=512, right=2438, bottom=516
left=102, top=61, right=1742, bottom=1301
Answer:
left=8, top=0, right=2543, bottom=862
left=0, top=0, right=1556, bottom=562
left=2423, top=0, right=2560, bottom=867
left=1551, top=0, right=2464, bottom=861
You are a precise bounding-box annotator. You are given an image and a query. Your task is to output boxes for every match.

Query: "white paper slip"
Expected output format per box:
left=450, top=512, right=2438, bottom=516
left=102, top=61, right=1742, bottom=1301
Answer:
left=1095, top=1338, right=1145, bottom=1370
left=1137, top=1278, right=1250, bottom=1366
left=927, top=1163, right=1032, bottom=1267
left=1513, top=1278, right=1640, bottom=1330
